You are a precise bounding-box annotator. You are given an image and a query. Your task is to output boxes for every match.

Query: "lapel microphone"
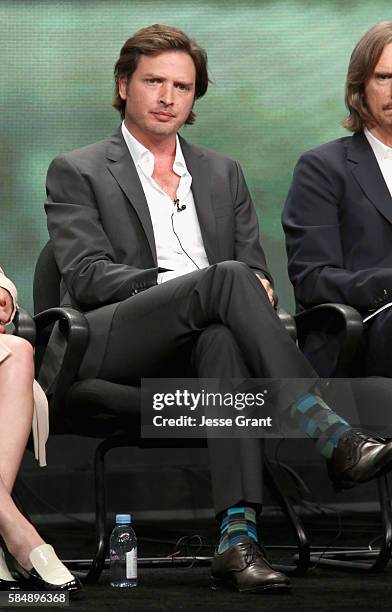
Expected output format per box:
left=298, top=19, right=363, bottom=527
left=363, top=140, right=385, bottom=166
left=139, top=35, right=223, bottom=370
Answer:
left=174, top=198, right=186, bottom=212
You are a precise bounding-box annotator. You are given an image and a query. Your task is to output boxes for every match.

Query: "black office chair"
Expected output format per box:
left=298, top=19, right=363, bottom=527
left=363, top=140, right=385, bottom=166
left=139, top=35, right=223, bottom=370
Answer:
left=32, top=241, right=311, bottom=583
left=11, top=308, right=36, bottom=346
left=294, top=303, right=392, bottom=572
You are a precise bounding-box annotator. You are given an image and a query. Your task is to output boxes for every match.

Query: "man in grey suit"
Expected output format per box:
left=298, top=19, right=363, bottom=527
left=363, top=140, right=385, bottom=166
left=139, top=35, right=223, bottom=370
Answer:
left=45, top=24, right=392, bottom=594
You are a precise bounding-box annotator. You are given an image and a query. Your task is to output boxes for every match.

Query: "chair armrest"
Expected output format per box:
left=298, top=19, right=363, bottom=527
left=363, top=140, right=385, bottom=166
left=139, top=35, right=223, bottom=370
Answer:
left=12, top=308, right=36, bottom=345
left=34, top=307, right=89, bottom=410
left=294, top=303, right=363, bottom=376
left=277, top=308, right=297, bottom=342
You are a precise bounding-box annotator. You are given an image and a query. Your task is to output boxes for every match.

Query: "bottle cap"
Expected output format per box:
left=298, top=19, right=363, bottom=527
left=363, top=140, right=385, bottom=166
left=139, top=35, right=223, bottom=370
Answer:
left=115, top=513, right=131, bottom=524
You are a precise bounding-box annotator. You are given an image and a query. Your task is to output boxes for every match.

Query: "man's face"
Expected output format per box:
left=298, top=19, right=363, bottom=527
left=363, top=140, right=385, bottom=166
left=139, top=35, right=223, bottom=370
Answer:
left=119, top=50, right=196, bottom=143
left=364, top=42, right=392, bottom=139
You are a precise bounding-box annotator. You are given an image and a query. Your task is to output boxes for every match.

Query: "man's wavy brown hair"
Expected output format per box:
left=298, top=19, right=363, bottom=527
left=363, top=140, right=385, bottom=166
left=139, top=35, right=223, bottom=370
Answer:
left=113, top=24, right=209, bottom=125
left=343, top=21, right=392, bottom=132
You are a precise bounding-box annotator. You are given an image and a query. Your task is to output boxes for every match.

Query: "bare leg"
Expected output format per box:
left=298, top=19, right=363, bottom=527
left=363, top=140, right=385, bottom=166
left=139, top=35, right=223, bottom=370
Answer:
left=0, top=336, right=44, bottom=568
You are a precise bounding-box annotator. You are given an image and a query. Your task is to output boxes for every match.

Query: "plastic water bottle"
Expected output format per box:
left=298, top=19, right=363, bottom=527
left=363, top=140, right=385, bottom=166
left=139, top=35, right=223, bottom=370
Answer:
left=110, top=513, right=137, bottom=587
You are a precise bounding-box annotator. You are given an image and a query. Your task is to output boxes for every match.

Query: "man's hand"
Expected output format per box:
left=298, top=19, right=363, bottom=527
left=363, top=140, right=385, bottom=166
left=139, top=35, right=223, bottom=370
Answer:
left=255, top=274, right=275, bottom=307
left=0, top=287, right=13, bottom=327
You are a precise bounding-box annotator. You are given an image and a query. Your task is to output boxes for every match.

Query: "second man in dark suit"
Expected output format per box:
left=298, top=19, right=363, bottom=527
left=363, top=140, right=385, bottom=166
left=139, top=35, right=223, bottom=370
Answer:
left=283, top=21, right=392, bottom=378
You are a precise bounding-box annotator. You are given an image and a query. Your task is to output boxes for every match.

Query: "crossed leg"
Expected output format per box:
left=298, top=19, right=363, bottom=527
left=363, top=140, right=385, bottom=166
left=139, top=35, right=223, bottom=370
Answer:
left=0, top=335, right=44, bottom=568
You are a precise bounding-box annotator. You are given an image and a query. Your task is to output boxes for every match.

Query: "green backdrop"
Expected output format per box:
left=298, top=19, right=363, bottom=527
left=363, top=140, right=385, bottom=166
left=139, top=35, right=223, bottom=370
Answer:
left=1, top=0, right=389, bottom=311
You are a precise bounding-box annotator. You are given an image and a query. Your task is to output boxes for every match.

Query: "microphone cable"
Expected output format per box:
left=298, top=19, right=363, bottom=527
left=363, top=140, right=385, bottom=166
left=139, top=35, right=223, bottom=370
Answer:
left=170, top=202, right=200, bottom=271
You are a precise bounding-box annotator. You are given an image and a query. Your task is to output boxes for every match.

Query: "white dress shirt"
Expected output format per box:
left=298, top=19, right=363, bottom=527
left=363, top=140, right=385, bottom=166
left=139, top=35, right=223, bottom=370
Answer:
left=364, top=127, right=392, bottom=198
left=121, top=122, right=209, bottom=284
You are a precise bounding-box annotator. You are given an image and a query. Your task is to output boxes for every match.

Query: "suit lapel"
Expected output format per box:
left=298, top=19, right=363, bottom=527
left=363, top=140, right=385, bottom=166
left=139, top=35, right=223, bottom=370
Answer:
left=105, top=127, right=157, bottom=265
left=348, top=130, right=392, bottom=225
left=105, top=129, right=220, bottom=265
left=180, top=136, right=218, bottom=263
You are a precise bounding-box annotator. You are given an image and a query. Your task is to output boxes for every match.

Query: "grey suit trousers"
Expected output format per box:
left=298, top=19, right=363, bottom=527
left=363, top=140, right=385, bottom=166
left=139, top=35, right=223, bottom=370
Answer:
left=80, top=261, right=316, bottom=514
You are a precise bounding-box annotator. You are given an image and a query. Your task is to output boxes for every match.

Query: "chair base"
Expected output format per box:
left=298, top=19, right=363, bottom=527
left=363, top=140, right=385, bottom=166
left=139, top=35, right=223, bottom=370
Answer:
left=66, top=437, right=311, bottom=583
left=293, top=474, right=392, bottom=573
left=65, top=556, right=212, bottom=572
left=308, top=548, right=390, bottom=572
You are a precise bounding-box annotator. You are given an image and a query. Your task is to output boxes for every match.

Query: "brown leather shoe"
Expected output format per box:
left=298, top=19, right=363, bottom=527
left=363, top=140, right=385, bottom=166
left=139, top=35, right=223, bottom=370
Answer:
left=327, top=429, right=392, bottom=491
left=211, top=539, right=291, bottom=593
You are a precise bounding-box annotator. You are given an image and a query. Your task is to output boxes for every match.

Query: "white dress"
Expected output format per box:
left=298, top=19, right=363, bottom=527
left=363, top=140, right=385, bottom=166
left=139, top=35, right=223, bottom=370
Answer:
left=0, top=267, right=48, bottom=466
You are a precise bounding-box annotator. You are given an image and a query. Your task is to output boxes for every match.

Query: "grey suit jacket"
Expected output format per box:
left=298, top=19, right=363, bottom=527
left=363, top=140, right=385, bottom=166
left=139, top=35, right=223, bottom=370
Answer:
left=43, top=127, right=271, bottom=386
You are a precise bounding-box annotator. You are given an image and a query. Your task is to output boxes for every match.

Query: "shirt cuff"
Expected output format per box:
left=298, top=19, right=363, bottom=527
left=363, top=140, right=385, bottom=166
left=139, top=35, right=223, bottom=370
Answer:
left=157, top=270, right=179, bottom=284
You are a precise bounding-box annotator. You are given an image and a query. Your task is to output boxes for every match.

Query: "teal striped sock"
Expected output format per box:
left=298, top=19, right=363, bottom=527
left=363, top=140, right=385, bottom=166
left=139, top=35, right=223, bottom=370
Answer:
left=291, top=393, right=351, bottom=459
left=217, top=506, right=257, bottom=554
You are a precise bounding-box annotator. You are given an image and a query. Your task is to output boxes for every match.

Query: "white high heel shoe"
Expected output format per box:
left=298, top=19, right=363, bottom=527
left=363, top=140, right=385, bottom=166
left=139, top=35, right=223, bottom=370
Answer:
left=15, top=545, right=82, bottom=595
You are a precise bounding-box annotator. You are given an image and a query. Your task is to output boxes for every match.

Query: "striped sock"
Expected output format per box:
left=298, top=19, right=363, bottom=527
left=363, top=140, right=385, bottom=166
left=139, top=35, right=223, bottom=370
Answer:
left=291, top=393, right=351, bottom=459
left=217, top=506, right=258, bottom=554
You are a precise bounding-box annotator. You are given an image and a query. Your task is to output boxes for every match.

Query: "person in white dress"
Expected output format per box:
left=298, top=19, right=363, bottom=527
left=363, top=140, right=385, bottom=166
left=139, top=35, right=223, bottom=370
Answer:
left=0, top=266, right=81, bottom=593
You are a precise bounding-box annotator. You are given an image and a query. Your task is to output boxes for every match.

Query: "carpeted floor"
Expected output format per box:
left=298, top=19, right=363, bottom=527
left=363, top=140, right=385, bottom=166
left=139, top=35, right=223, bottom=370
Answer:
left=8, top=514, right=391, bottom=612
left=70, top=565, right=392, bottom=612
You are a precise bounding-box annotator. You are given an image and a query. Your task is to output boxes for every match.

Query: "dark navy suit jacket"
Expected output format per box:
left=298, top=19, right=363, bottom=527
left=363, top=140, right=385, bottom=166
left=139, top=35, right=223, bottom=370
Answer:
left=283, top=130, right=392, bottom=374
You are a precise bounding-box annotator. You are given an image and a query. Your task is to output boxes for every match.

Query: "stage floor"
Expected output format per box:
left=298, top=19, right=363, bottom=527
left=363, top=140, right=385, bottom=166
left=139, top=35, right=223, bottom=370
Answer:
left=16, top=514, right=392, bottom=612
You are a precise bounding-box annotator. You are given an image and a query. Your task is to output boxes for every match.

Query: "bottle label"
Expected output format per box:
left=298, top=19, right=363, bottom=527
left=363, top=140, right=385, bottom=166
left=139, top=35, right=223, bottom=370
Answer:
left=126, top=548, right=137, bottom=580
